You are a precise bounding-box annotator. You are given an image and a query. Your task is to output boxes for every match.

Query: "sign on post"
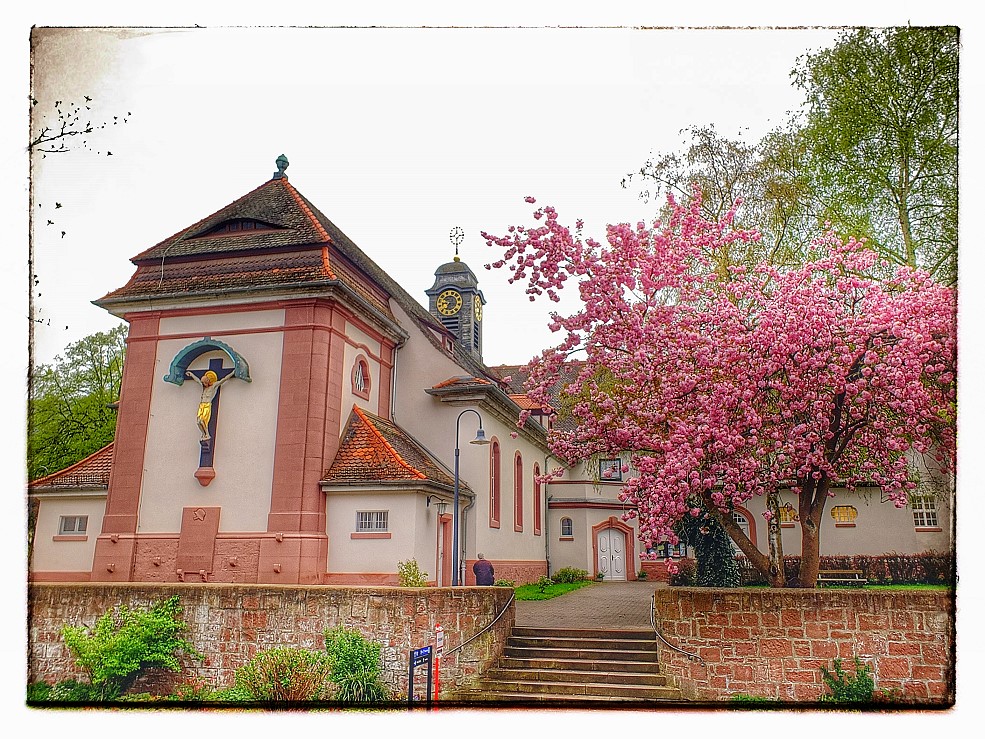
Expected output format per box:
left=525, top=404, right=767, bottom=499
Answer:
left=408, top=645, right=433, bottom=706
left=434, top=624, right=444, bottom=704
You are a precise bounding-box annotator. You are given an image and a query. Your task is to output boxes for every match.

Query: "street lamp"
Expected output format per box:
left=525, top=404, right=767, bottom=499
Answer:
left=453, top=408, right=489, bottom=585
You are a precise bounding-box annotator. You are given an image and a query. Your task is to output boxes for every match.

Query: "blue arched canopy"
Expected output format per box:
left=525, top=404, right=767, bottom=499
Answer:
left=163, top=337, right=252, bottom=385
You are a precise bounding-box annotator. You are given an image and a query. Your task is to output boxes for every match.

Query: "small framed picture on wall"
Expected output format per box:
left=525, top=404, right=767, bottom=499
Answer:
left=599, top=458, right=622, bottom=481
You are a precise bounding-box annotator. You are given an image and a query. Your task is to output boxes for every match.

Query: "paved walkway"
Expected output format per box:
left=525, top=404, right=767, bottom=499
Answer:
left=514, top=581, right=667, bottom=629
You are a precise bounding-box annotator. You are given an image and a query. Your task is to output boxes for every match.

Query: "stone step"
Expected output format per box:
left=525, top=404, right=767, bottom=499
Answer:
left=453, top=689, right=681, bottom=706
left=511, top=626, right=653, bottom=641
left=467, top=677, right=682, bottom=701
left=498, top=655, right=660, bottom=673
left=503, top=645, right=659, bottom=662
left=508, top=635, right=656, bottom=652
left=485, top=666, right=669, bottom=686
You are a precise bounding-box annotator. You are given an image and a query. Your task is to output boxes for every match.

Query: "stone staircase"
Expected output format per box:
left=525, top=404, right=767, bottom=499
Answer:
left=453, top=626, right=685, bottom=706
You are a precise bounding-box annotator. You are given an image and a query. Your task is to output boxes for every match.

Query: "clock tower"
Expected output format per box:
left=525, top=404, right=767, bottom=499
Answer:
left=426, top=251, right=485, bottom=362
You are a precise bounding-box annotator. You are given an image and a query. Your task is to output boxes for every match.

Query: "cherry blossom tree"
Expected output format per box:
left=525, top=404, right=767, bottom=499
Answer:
left=483, top=193, right=955, bottom=587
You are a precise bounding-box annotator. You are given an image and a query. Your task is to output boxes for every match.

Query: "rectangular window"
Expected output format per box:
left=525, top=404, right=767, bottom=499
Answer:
left=58, top=515, right=88, bottom=536
left=356, top=511, right=388, bottom=532
left=912, top=497, right=939, bottom=528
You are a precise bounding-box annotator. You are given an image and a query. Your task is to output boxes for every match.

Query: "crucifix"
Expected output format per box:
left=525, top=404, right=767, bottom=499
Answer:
left=185, top=357, right=236, bottom=470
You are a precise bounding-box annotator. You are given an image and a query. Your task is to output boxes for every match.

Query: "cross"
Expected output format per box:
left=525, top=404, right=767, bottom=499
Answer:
left=187, top=358, right=235, bottom=467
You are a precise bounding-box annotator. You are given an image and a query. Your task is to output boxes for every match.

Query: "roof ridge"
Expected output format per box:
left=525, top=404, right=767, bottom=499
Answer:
left=29, top=442, right=114, bottom=487
left=282, top=179, right=336, bottom=279
left=130, top=178, right=280, bottom=263
left=352, top=406, right=427, bottom=480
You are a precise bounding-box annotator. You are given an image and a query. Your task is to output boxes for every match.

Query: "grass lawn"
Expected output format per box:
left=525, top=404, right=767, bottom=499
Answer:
left=514, top=580, right=596, bottom=601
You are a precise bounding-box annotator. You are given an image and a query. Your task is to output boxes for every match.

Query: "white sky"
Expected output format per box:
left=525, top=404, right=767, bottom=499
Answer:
left=25, top=24, right=847, bottom=369
left=4, top=2, right=984, bottom=733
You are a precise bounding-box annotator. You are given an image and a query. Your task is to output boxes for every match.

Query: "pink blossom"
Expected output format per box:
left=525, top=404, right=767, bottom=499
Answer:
left=484, top=189, right=956, bottom=585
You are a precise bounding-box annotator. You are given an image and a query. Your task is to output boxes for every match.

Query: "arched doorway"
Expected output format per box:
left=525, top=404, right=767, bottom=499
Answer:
left=591, top=516, right=636, bottom=581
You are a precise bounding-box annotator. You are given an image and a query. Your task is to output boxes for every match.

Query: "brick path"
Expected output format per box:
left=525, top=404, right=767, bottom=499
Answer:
left=514, top=581, right=667, bottom=628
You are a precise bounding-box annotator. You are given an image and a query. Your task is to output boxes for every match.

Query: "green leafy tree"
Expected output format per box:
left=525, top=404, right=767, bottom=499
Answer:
left=28, top=324, right=126, bottom=481
left=793, top=26, right=958, bottom=283
left=625, top=125, right=816, bottom=274
left=60, top=596, right=202, bottom=701
left=629, top=27, right=958, bottom=286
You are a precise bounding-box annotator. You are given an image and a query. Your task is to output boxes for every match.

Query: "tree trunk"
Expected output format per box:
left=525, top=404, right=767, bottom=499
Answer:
left=765, top=489, right=785, bottom=585
left=797, top=476, right=831, bottom=587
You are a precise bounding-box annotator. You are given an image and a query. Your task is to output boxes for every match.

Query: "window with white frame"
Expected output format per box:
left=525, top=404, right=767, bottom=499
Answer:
left=58, top=515, right=88, bottom=536
left=912, top=496, right=939, bottom=528
left=351, top=358, right=371, bottom=399
left=356, top=511, right=388, bottom=532
left=731, top=511, right=750, bottom=553
left=560, top=517, right=573, bottom=538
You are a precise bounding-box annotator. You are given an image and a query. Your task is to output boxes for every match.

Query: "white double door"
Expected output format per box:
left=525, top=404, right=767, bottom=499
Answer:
left=596, top=527, right=627, bottom=581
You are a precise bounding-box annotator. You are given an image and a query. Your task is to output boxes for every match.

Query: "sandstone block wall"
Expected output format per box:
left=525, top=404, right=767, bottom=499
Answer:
left=28, top=583, right=514, bottom=699
left=653, top=588, right=954, bottom=705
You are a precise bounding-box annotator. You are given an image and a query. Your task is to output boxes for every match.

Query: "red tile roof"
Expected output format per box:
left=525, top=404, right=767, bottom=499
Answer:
left=323, top=407, right=466, bottom=491
left=431, top=376, right=492, bottom=390
left=29, top=444, right=114, bottom=491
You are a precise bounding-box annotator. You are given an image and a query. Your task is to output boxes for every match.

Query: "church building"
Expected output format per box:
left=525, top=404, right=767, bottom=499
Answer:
left=28, top=157, right=952, bottom=586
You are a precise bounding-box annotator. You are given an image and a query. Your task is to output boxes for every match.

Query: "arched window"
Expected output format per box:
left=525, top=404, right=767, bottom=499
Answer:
left=351, top=356, right=371, bottom=400
left=533, top=462, right=542, bottom=536
left=831, top=505, right=858, bottom=527
left=560, top=517, right=573, bottom=539
left=489, top=439, right=501, bottom=528
left=731, top=510, right=751, bottom=553
left=514, top=452, right=524, bottom=532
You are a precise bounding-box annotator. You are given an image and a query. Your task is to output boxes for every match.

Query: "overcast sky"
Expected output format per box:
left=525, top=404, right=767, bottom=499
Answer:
left=24, top=24, right=850, bottom=369
left=5, top=2, right=983, bottom=732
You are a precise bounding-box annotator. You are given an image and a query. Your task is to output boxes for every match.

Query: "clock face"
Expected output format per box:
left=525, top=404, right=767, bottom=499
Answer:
left=436, top=289, right=463, bottom=316
left=473, top=296, right=483, bottom=321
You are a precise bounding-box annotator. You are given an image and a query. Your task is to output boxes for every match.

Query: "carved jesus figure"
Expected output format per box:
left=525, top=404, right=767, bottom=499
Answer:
left=185, top=370, right=234, bottom=441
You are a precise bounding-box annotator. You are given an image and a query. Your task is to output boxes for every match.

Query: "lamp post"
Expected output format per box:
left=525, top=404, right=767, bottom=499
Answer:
left=453, top=408, right=489, bottom=586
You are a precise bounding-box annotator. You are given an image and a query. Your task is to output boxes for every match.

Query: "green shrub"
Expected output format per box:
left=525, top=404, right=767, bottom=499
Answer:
left=730, top=692, right=780, bottom=707
left=674, top=500, right=740, bottom=587
left=397, top=558, right=429, bottom=587
left=60, top=595, right=202, bottom=700
left=493, top=578, right=516, bottom=587
left=234, top=647, right=334, bottom=702
left=820, top=657, right=875, bottom=703
left=536, top=575, right=555, bottom=593
left=736, top=551, right=956, bottom=586
left=27, top=681, right=52, bottom=703
left=323, top=624, right=391, bottom=703
left=47, top=679, right=107, bottom=703
left=637, top=569, right=648, bottom=580
left=552, top=567, right=589, bottom=583
left=210, top=685, right=256, bottom=703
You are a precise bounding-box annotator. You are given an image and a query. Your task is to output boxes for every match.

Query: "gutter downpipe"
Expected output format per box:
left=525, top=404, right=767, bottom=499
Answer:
left=460, top=494, right=476, bottom=586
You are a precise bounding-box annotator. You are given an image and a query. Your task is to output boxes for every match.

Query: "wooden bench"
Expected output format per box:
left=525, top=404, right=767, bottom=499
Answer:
left=817, top=569, right=867, bottom=587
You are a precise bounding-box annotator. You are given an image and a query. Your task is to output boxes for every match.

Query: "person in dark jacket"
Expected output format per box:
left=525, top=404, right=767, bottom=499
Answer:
left=472, top=553, right=495, bottom=585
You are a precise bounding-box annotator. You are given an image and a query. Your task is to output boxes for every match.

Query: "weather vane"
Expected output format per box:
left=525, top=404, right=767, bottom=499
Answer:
left=450, top=226, right=464, bottom=260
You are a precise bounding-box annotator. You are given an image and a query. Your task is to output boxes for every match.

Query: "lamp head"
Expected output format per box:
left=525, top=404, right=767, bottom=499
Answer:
left=470, top=427, right=490, bottom=445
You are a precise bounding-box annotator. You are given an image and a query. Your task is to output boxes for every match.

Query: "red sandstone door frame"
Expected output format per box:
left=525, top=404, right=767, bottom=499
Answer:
left=591, top=516, right=636, bottom=581
left=437, top=513, right=453, bottom=586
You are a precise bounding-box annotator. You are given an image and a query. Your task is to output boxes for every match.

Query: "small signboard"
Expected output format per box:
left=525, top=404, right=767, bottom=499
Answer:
left=408, top=645, right=433, bottom=706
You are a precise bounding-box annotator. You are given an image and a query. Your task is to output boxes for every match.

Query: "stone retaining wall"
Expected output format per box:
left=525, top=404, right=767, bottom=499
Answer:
left=653, top=588, right=954, bottom=705
left=28, top=583, right=514, bottom=699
